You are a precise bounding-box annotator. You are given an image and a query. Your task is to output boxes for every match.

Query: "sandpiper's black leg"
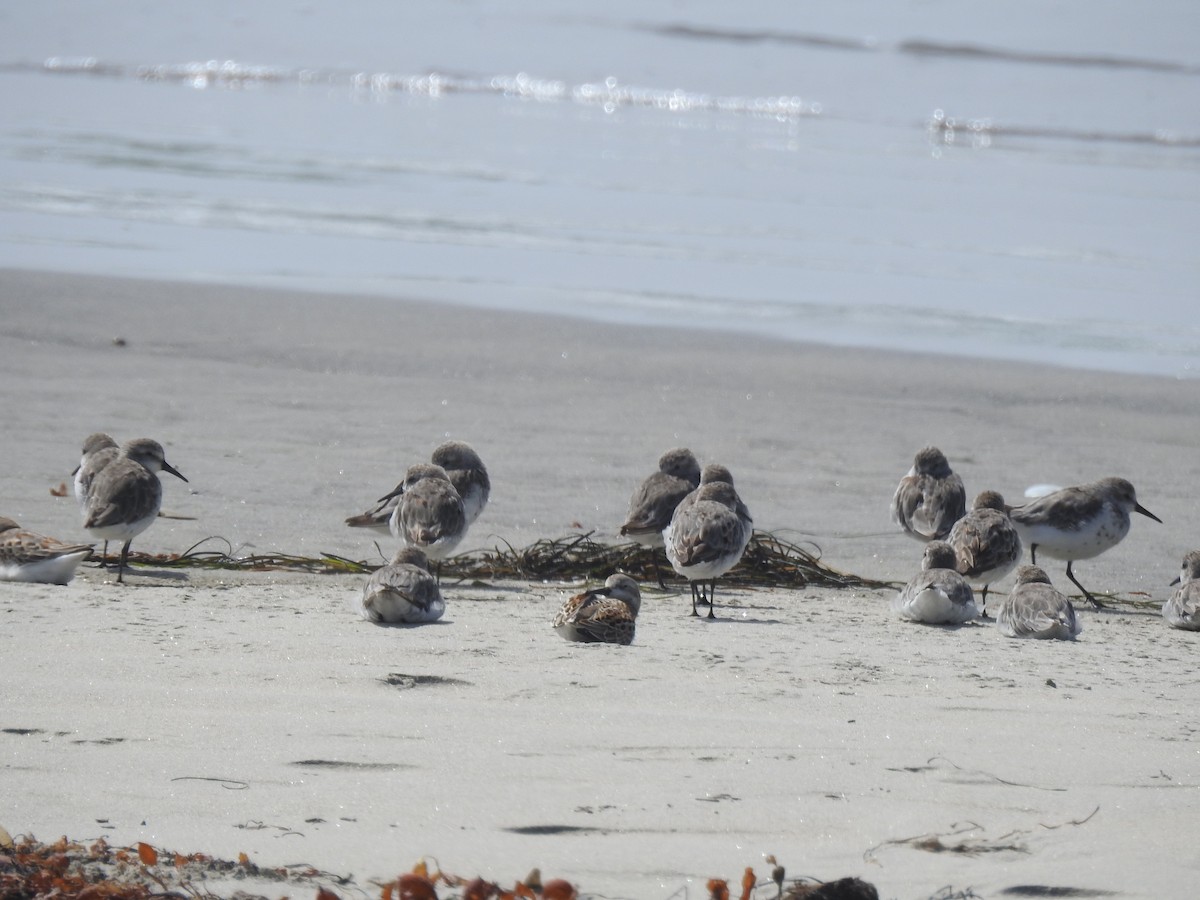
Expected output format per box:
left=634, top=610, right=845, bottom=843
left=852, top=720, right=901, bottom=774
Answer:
left=1030, top=544, right=1038, bottom=565
left=116, top=540, right=131, bottom=584
left=707, top=580, right=717, bottom=619
left=690, top=582, right=700, bottom=616
left=979, top=584, right=990, bottom=618
left=1066, top=560, right=1104, bottom=609
left=652, top=550, right=666, bottom=590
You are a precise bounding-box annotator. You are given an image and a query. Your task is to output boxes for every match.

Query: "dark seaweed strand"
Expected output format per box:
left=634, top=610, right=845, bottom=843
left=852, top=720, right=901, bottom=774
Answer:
left=100, top=531, right=889, bottom=589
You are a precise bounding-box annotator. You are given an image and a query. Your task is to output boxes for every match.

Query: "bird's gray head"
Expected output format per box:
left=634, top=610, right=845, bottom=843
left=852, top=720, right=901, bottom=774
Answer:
left=390, top=546, right=431, bottom=570
left=123, top=438, right=188, bottom=482
left=913, top=447, right=952, bottom=478
left=1176, top=550, right=1200, bottom=585
left=1014, top=564, right=1053, bottom=586
left=431, top=441, right=484, bottom=472
left=972, top=490, right=1008, bottom=512
left=1098, top=477, right=1161, bottom=523
left=922, top=540, right=958, bottom=570
left=601, top=573, right=642, bottom=616
left=690, top=481, right=740, bottom=510
left=81, top=432, right=118, bottom=455
left=658, top=448, right=701, bottom=484
left=699, top=464, right=734, bottom=487
left=403, top=463, right=452, bottom=489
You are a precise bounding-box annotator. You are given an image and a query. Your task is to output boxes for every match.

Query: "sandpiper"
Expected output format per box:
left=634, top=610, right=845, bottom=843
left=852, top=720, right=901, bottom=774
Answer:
left=72, top=432, right=121, bottom=564
left=346, top=440, right=489, bottom=532
left=665, top=481, right=752, bottom=619
left=620, top=448, right=702, bottom=547
left=431, top=441, right=490, bottom=526
left=359, top=546, right=445, bottom=624
left=381, top=463, right=467, bottom=578
left=947, top=490, right=1022, bottom=614
left=553, top=573, right=642, bottom=645
left=1163, top=550, right=1200, bottom=631
left=996, top=565, right=1081, bottom=640
left=674, top=464, right=752, bottom=524
left=891, top=446, right=967, bottom=542
left=674, top=464, right=753, bottom=606
left=620, top=447, right=701, bottom=587
left=892, top=540, right=979, bottom=625
left=82, top=438, right=188, bottom=583
left=0, top=517, right=94, bottom=585
left=1008, top=477, right=1160, bottom=609
left=73, top=432, right=119, bottom=507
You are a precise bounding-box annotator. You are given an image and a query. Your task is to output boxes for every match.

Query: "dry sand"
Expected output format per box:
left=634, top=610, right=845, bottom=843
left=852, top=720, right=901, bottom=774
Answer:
left=2, top=269, right=1199, bottom=899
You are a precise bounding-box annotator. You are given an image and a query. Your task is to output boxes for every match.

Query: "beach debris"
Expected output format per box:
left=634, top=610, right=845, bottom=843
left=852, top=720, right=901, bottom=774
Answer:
left=742, top=867, right=757, bottom=900
left=461, top=878, right=498, bottom=900
left=367, top=861, right=575, bottom=900
left=0, top=836, right=890, bottom=900
left=50, top=481, right=69, bottom=497
left=382, top=871, right=438, bottom=900
left=864, top=821, right=1031, bottom=863
left=783, top=876, right=880, bottom=899
left=99, top=530, right=890, bottom=592
left=0, top=834, right=351, bottom=900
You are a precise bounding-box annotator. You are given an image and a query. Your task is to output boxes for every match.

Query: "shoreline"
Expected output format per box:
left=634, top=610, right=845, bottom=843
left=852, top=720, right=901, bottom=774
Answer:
left=3, top=267, right=1199, bottom=899
left=6, top=264, right=1196, bottom=384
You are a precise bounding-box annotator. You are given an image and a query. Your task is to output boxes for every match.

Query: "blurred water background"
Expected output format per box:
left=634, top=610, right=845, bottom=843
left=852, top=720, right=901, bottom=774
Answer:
left=2, top=2, right=1197, bottom=376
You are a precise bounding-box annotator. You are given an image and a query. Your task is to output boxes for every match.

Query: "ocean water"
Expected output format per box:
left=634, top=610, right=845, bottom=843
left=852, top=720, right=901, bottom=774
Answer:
left=2, top=2, right=1198, bottom=377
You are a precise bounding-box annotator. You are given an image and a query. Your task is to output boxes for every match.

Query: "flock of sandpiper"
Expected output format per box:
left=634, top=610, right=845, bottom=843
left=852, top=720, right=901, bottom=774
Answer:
left=888, top=446, right=1196, bottom=637
left=2, top=436, right=1197, bottom=642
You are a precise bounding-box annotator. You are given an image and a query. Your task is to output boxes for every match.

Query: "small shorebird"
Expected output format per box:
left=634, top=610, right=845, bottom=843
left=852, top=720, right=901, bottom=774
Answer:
left=892, top=540, right=979, bottom=625
left=1163, top=550, right=1200, bottom=631
left=947, top=490, right=1022, bottom=614
left=0, top=517, right=93, bottom=585
left=380, top=463, right=467, bottom=578
left=673, top=464, right=753, bottom=609
left=620, top=447, right=701, bottom=587
left=82, top=438, right=188, bottom=583
left=665, top=481, right=753, bottom=619
left=72, top=432, right=121, bottom=563
left=674, top=464, right=752, bottom=523
left=996, top=565, right=1081, bottom=640
left=359, top=547, right=445, bottom=624
left=620, top=447, right=702, bottom=548
left=432, top=441, right=490, bottom=526
left=73, top=432, right=119, bottom=507
left=346, top=440, right=489, bottom=532
left=1008, top=477, right=1161, bottom=609
left=553, top=573, right=642, bottom=645
left=891, top=446, right=967, bottom=542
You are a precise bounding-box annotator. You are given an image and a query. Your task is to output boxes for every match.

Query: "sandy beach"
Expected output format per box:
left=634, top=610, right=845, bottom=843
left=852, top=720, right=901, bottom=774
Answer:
left=3, top=268, right=1199, bottom=899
